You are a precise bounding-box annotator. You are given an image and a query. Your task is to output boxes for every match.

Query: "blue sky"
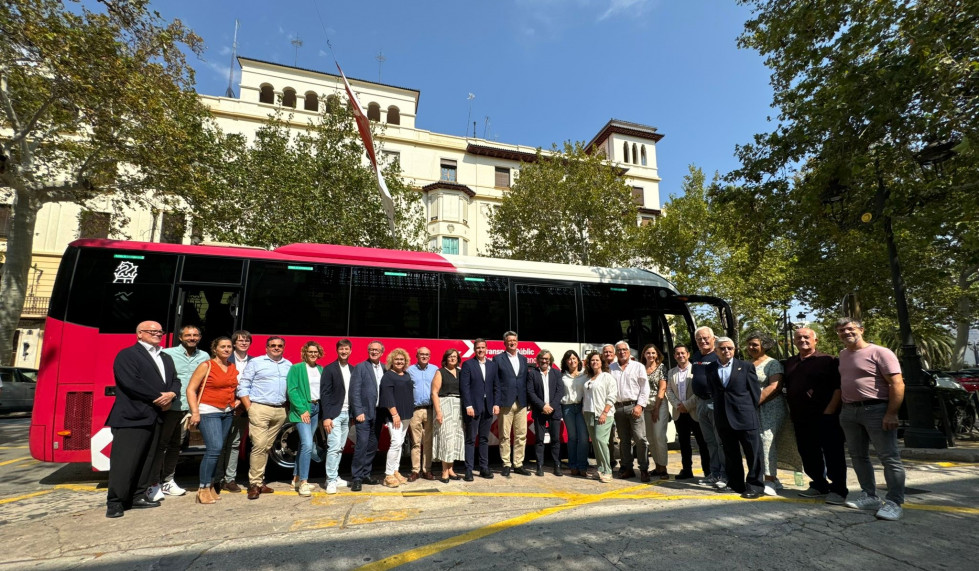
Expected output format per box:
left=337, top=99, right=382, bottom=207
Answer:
left=157, top=0, right=775, bottom=206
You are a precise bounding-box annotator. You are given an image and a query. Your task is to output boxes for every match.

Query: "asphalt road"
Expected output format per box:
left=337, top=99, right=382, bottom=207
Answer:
left=2, top=415, right=977, bottom=570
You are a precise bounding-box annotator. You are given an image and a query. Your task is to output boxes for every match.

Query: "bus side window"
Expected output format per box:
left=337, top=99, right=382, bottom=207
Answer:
left=516, top=283, right=577, bottom=343
left=349, top=268, right=438, bottom=339
left=581, top=284, right=641, bottom=345
left=439, top=274, right=509, bottom=340
left=243, top=262, right=350, bottom=336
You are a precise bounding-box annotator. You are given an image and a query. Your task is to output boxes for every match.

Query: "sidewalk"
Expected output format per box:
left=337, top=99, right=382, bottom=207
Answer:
left=901, top=436, right=979, bottom=462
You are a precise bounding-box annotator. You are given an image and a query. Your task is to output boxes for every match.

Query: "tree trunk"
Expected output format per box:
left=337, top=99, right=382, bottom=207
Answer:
left=951, top=265, right=978, bottom=370
left=0, top=188, right=41, bottom=366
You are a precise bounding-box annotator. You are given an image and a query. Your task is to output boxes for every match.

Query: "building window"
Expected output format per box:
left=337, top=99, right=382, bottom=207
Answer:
left=387, top=106, right=400, bottom=125
left=161, top=212, right=186, bottom=244
left=440, top=159, right=457, bottom=182
left=623, top=141, right=629, bottom=163
left=641, top=145, right=647, bottom=166
left=632, top=143, right=638, bottom=165
left=304, top=91, right=318, bottom=111
left=282, top=88, right=297, bottom=108
left=259, top=84, right=274, bottom=104
left=495, top=167, right=510, bottom=188
left=0, top=204, right=11, bottom=238
left=382, top=150, right=401, bottom=167
left=367, top=102, right=381, bottom=121
left=77, top=210, right=110, bottom=239
left=632, top=187, right=644, bottom=206
left=326, top=94, right=341, bottom=111
left=442, top=237, right=460, bottom=255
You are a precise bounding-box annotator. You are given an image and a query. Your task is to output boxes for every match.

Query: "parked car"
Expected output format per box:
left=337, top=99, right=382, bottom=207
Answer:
left=0, top=367, right=38, bottom=414
left=948, top=369, right=979, bottom=393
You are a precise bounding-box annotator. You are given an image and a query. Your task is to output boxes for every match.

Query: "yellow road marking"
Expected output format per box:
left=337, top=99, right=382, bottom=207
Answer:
left=0, top=446, right=29, bottom=450
left=0, top=456, right=30, bottom=467
left=292, top=509, right=420, bottom=531
left=0, top=490, right=53, bottom=505
left=905, top=503, right=979, bottom=515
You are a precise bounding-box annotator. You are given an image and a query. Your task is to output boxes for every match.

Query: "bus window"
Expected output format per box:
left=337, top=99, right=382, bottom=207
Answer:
left=243, top=262, right=350, bottom=336
left=581, top=284, right=643, bottom=345
left=439, top=274, right=509, bottom=340
left=181, top=256, right=244, bottom=284
left=350, top=268, right=438, bottom=339
left=64, top=249, right=178, bottom=332
left=515, top=283, right=577, bottom=342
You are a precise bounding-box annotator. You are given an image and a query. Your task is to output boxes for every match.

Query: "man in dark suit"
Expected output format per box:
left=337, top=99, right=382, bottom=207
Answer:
left=321, top=339, right=353, bottom=494
left=527, top=350, right=565, bottom=476
left=460, top=338, right=499, bottom=481
left=707, top=336, right=764, bottom=499
left=348, top=340, right=386, bottom=492
left=105, top=321, right=180, bottom=518
left=493, top=331, right=530, bottom=476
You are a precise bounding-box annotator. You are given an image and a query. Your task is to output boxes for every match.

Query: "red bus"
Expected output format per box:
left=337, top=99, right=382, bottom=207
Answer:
left=29, top=239, right=736, bottom=470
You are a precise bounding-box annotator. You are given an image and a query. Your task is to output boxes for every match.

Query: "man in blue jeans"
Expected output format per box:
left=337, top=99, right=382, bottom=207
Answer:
left=321, top=339, right=353, bottom=494
left=836, top=317, right=906, bottom=521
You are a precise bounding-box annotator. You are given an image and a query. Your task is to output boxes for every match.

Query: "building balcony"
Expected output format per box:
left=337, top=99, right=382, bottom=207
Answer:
left=22, top=296, right=50, bottom=318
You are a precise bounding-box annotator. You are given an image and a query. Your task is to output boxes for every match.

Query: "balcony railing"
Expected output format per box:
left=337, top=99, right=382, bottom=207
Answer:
left=22, top=296, right=50, bottom=317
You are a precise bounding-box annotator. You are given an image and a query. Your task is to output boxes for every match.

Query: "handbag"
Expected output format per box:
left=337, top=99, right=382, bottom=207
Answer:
left=182, top=361, right=213, bottom=432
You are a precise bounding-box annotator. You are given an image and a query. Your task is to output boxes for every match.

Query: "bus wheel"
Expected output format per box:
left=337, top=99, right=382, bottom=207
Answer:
left=269, top=422, right=299, bottom=470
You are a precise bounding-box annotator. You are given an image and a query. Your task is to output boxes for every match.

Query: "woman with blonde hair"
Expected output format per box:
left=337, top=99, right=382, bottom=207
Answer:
left=378, top=348, right=415, bottom=487
left=286, top=340, right=324, bottom=497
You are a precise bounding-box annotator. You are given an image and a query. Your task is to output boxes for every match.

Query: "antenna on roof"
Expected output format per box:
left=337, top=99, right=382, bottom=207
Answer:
left=483, top=116, right=490, bottom=139
left=465, top=93, right=475, bottom=138
left=225, top=19, right=239, bottom=98
left=376, top=50, right=386, bottom=82
left=291, top=36, right=303, bottom=66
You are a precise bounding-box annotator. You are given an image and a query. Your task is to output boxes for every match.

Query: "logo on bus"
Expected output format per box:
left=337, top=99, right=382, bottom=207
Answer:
left=112, top=261, right=139, bottom=284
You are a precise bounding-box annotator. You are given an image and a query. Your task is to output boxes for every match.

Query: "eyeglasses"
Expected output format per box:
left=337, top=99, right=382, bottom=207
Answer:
left=268, top=343, right=284, bottom=348
left=717, top=346, right=735, bottom=352
left=139, top=329, right=164, bottom=336
left=418, top=353, right=431, bottom=357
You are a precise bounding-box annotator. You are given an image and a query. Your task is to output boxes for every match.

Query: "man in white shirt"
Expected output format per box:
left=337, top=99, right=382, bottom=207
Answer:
left=665, top=345, right=709, bottom=480
left=321, top=339, right=353, bottom=494
left=610, top=341, right=650, bottom=482
left=493, top=331, right=530, bottom=477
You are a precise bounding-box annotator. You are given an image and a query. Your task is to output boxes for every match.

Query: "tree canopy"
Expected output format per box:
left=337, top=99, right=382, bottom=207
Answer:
left=0, top=0, right=216, bottom=364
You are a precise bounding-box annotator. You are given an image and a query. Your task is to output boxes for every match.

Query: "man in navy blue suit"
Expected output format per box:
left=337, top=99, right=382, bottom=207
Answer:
left=707, top=337, right=764, bottom=499
left=527, top=350, right=565, bottom=476
left=348, top=340, right=386, bottom=491
left=460, top=338, right=499, bottom=481
left=493, top=331, right=530, bottom=476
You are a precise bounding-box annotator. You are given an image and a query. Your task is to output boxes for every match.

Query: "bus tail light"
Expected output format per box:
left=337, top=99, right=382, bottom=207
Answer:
left=57, top=430, right=72, bottom=437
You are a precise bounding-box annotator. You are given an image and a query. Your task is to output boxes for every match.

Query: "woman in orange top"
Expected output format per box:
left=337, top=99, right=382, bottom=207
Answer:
left=187, top=337, right=238, bottom=504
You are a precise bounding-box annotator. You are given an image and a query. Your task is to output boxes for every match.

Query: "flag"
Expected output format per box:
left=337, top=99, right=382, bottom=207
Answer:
left=336, top=63, right=396, bottom=237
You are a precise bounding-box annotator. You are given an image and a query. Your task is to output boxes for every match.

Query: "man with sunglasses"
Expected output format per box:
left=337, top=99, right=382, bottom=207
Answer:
left=238, top=336, right=292, bottom=499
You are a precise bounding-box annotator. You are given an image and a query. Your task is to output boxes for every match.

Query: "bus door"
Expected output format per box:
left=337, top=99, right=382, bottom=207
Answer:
left=171, top=255, right=246, bottom=350
left=676, top=294, right=739, bottom=344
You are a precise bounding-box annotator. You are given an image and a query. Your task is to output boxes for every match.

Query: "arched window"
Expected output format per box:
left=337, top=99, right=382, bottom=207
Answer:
left=304, top=91, right=318, bottom=111
left=623, top=141, right=629, bottom=163
left=282, top=88, right=297, bottom=108
left=632, top=143, right=638, bottom=164
left=325, top=94, right=341, bottom=112
left=367, top=102, right=381, bottom=121
left=641, top=145, right=647, bottom=166
left=259, top=84, right=274, bottom=104
left=387, top=105, right=400, bottom=125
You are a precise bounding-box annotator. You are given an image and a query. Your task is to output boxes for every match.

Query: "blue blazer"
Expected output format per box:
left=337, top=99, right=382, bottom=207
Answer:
left=460, top=358, right=498, bottom=416
left=320, top=360, right=348, bottom=420
left=527, top=367, right=564, bottom=419
left=493, top=351, right=529, bottom=409
left=706, top=358, right=760, bottom=431
left=349, top=360, right=386, bottom=421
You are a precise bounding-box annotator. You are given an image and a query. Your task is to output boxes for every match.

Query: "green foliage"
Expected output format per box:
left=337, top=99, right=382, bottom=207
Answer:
left=193, top=97, right=425, bottom=250
left=733, top=0, right=979, bottom=366
left=486, top=141, right=639, bottom=266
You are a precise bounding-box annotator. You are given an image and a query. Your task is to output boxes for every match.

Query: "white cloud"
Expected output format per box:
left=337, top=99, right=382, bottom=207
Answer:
left=598, top=0, right=653, bottom=21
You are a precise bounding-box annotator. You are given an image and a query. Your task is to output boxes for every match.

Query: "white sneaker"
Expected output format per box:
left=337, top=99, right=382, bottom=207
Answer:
left=147, top=484, right=164, bottom=502
left=326, top=481, right=338, bottom=495
left=697, top=475, right=718, bottom=487
left=298, top=481, right=312, bottom=497
left=763, top=482, right=778, bottom=496
left=714, top=478, right=728, bottom=490
left=844, top=492, right=883, bottom=511
left=161, top=480, right=186, bottom=496
left=875, top=499, right=903, bottom=521
left=336, top=477, right=348, bottom=487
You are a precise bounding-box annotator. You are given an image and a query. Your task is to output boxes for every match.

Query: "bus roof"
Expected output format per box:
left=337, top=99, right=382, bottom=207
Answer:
left=68, top=239, right=677, bottom=290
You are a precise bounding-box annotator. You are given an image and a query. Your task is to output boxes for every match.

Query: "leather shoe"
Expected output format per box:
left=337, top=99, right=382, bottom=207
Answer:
left=554, top=467, right=563, bottom=477
left=501, top=466, right=511, bottom=477
left=106, top=504, right=124, bottom=518
left=640, top=470, right=650, bottom=483
left=422, top=472, right=436, bottom=480
left=439, top=476, right=450, bottom=484
left=741, top=490, right=762, bottom=499
left=131, top=496, right=160, bottom=509
left=362, top=476, right=380, bottom=486
left=536, top=466, right=544, bottom=477
left=247, top=485, right=261, bottom=499
left=222, top=481, right=242, bottom=493
left=464, top=472, right=474, bottom=482
left=449, top=474, right=462, bottom=481
left=618, top=469, right=637, bottom=480
left=259, top=484, right=274, bottom=494
left=350, top=479, right=363, bottom=492
left=408, top=472, right=420, bottom=482
left=675, top=470, right=695, bottom=480
left=479, top=469, right=494, bottom=479
left=569, top=468, right=580, bottom=477
left=513, top=466, right=531, bottom=476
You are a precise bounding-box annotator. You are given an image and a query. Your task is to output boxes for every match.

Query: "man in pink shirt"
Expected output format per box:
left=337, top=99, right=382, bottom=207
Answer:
left=836, top=318, right=906, bottom=521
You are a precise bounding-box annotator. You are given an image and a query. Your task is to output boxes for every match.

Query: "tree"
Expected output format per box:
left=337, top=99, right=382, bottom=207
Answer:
left=486, top=141, right=639, bottom=266
left=0, top=0, right=216, bottom=364
left=732, top=0, right=979, bottom=366
left=194, top=98, right=425, bottom=250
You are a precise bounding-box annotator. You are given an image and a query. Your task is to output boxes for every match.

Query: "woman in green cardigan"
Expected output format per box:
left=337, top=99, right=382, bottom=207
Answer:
left=287, top=340, right=324, bottom=497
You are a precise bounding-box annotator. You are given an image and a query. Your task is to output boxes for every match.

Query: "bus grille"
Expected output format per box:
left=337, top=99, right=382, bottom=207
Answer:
left=63, top=392, right=93, bottom=450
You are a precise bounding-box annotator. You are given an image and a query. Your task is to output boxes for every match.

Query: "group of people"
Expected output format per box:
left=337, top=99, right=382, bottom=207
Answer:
left=105, top=318, right=908, bottom=522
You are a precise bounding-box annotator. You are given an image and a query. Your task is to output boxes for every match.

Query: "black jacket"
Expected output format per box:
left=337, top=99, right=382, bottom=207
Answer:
left=107, top=343, right=179, bottom=428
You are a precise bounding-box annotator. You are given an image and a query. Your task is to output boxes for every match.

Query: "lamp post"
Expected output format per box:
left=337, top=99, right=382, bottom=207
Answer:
left=968, top=340, right=979, bottom=367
